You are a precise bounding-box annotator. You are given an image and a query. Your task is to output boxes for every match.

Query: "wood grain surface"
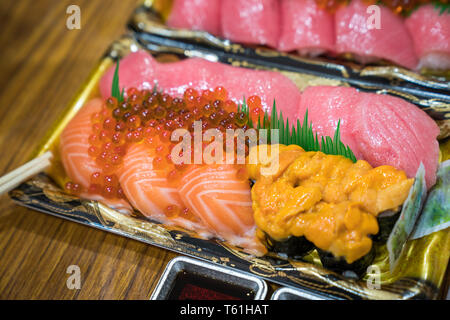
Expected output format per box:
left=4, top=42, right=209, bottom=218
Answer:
left=0, top=0, right=179, bottom=300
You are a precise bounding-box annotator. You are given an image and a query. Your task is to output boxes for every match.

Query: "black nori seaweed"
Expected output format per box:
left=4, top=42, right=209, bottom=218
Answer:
left=372, top=209, right=401, bottom=243
left=317, top=246, right=376, bottom=277
left=263, top=233, right=314, bottom=259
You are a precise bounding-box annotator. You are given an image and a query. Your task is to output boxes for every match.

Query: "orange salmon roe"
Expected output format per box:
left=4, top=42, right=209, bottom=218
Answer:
left=83, top=87, right=266, bottom=193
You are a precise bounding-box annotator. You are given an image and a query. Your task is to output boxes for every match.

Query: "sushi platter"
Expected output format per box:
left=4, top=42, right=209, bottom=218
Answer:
left=6, top=0, right=450, bottom=300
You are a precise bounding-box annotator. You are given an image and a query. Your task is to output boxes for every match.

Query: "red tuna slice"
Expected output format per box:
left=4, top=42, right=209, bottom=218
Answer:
left=99, top=51, right=158, bottom=99
left=335, top=0, right=418, bottom=69
left=278, top=0, right=335, bottom=56
left=296, top=86, right=363, bottom=159
left=117, top=143, right=212, bottom=235
left=405, top=4, right=450, bottom=70
left=296, top=86, right=439, bottom=188
left=220, top=0, right=280, bottom=48
left=59, top=99, right=132, bottom=213
left=155, top=58, right=303, bottom=123
left=353, top=92, right=439, bottom=189
left=99, top=50, right=302, bottom=123
left=167, top=0, right=221, bottom=36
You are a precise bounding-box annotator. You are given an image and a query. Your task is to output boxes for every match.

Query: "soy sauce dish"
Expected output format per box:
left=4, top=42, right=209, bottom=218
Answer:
left=151, top=256, right=267, bottom=300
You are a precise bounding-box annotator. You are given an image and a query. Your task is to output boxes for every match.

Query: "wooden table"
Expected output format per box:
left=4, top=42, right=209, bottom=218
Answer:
left=0, top=0, right=179, bottom=299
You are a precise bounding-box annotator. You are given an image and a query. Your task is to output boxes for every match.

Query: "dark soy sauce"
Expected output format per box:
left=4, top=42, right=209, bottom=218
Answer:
left=167, top=271, right=255, bottom=300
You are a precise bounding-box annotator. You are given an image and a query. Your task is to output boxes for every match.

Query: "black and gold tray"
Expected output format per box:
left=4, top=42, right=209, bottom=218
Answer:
left=128, top=0, right=450, bottom=137
left=9, top=34, right=450, bottom=300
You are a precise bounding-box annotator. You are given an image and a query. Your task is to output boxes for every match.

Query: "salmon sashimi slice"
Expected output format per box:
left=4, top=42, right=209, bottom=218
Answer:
left=59, top=98, right=132, bottom=213
left=179, top=163, right=265, bottom=254
left=335, top=0, right=418, bottom=69
left=167, top=0, right=221, bottom=36
left=117, top=143, right=212, bottom=236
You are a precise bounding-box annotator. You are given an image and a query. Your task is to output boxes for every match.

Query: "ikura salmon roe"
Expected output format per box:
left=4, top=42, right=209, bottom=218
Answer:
left=88, top=146, right=100, bottom=157
left=112, top=108, right=122, bottom=120
left=116, top=187, right=126, bottom=199
left=86, top=171, right=122, bottom=199
left=165, top=205, right=180, bottom=218
left=88, top=184, right=101, bottom=194
left=247, top=95, right=261, bottom=110
left=184, top=88, right=198, bottom=99
left=214, top=86, right=227, bottom=101
left=180, top=207, right=200, bottom=222
left=65, top=181, right=81, bottom=194
left=111, top=132, right=123, bottom=144
left=164, top=205, right=199, bottom=222
left=235, top=166, right=249, bottom=181
left=103, top=117, right=116, bottom=131
left=110, top=154, right=123, bottom=166
left=106, top=97, right=118, bottom=109
left=114, top=145, right=127, bottom=157
left=127, top=115, right=141, bottom=129
left=91, top=112, right=102, bottom=123
left=83, top=86, right=268, bottom=194
left=126, top=87, right=139, bottom=97
left=102, top=185, right=117, bottom=199
left=235, top=112, right=248, bottom=128
left=201, top=89, right=215, bottom=102
left=91, top=172, right=102, bottom=184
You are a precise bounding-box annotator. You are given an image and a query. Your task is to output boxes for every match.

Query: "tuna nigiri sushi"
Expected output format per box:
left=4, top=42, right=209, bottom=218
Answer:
left=167, top=0, right=221, bottom=36
left=99, top=50, right=302, bottom=123
left=296, top=86, right=439, bottom=188
left=335, top=0, right=418, bottom=69
left=295, top=86, right=363, bottom=159
left=101, top=51, right=158, bottom=95
left=179, top=163, right=265, bottom=254
left=278, top=0, right=335, bottom=56
left=405, top=4, right=450, bottom=71
left=353, top=91, right=440, bottom=189
left=59, top=99, right=132, bottom=213
left=220, top=0, right=280, bottom=48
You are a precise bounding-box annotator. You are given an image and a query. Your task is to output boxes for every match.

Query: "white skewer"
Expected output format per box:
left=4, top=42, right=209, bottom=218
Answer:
left=0, top=151, right=53, bottom=195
